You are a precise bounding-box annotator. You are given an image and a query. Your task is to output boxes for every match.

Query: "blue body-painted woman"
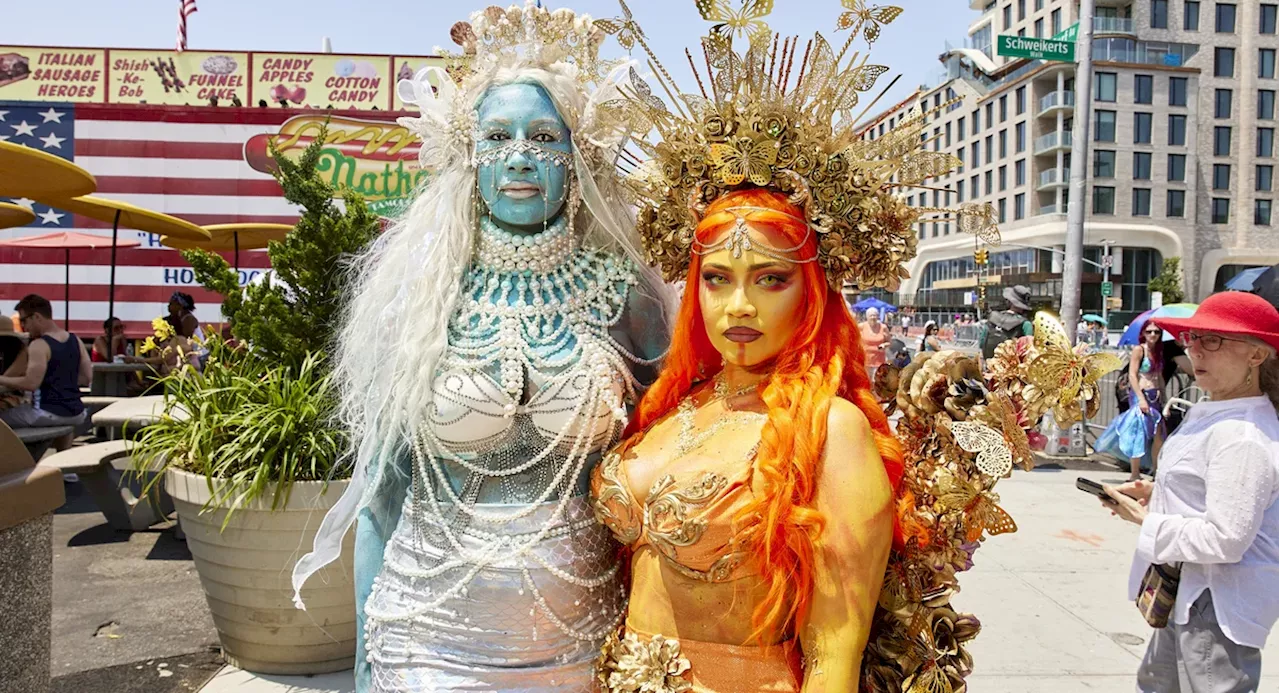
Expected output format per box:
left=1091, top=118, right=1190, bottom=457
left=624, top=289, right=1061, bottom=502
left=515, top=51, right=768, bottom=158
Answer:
left=291, top=7, right=670, bottom=691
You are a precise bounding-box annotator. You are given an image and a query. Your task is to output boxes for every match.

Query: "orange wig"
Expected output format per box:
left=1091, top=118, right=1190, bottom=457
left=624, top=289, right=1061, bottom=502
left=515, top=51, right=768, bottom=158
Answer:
left=627, top=188, right=906, bottom=646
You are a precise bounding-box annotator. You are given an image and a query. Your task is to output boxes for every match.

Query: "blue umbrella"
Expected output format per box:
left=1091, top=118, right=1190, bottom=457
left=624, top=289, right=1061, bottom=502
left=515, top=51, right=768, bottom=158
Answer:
left=851, top=297, right=898, bottom=313
left=1225, top=266, right=1274, bottom=291
left=1117, top=303, right=1198, bottom=346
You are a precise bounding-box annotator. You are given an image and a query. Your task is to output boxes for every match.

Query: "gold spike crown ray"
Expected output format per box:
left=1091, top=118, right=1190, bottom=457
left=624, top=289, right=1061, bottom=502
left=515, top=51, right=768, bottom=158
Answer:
left=602, top=0, right=1001, bottom=291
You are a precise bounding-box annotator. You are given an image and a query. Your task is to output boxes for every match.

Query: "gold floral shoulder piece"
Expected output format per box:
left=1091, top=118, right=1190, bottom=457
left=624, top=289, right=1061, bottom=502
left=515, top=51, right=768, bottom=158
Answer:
left=602, top=0, right=1000, bottom=290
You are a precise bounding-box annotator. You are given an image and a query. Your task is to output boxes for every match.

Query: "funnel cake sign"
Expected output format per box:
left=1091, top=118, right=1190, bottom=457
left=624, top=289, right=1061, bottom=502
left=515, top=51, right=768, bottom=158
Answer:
left=244, top=114, right=426, bottom=218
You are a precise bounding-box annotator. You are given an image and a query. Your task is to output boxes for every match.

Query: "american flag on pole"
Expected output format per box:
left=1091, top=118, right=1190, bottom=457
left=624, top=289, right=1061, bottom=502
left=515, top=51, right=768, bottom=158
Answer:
left=0, top=100, right=296, bottom=336
left=177, top=0, right=198, bottom=52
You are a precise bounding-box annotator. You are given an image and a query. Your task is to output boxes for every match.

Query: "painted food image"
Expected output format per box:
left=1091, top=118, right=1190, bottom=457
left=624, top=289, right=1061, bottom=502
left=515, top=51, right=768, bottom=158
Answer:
left=335, top=59, right=379, bottom=79
left=0, top=53, right=32, bottom=89
left=202, top=55, right=238, bottom=75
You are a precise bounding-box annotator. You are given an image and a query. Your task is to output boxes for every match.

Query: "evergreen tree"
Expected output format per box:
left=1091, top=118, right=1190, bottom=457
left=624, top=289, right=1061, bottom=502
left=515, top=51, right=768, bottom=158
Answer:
left=1148, top=257, right=1185, bottom=305
left=183, top=123, right=380, bottom=369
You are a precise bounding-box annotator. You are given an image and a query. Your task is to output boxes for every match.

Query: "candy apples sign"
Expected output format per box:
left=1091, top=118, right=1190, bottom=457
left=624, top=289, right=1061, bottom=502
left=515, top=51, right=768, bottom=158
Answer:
left=244, top=114, right=425, bottom=218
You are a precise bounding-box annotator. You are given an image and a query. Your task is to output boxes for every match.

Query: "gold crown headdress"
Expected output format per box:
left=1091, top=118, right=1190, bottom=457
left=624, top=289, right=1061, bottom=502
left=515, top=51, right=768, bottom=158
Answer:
left=600, top=0, right=1001, bottom=290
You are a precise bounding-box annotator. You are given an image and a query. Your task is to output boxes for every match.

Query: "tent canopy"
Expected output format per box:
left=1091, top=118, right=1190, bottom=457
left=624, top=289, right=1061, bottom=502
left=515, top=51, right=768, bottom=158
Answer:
left=851, top=297, right=898, bottom=313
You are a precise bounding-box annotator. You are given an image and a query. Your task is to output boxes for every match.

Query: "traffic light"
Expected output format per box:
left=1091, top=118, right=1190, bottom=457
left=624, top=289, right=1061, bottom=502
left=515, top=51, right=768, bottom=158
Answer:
left=974, top=248, right=989, bottom=265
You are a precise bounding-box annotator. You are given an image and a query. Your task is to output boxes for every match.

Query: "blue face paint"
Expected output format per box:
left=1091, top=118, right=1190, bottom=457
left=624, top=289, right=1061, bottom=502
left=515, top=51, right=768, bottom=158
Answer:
left=474, top=83, right=573, bottom=234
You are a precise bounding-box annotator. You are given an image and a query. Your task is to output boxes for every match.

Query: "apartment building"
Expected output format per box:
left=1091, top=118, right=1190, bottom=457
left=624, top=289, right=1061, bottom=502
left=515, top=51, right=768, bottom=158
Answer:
left=862, top=0, right=1278, bottom=319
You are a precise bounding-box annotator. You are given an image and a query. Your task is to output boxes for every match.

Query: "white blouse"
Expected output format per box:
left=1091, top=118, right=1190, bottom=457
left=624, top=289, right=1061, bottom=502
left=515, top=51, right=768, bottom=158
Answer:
left=1127, top=395, right=1279, bottom=649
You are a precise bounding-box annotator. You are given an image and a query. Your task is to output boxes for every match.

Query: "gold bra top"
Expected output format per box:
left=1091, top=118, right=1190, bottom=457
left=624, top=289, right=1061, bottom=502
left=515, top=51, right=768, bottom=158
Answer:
left=589, top=434, right=760, bottom=583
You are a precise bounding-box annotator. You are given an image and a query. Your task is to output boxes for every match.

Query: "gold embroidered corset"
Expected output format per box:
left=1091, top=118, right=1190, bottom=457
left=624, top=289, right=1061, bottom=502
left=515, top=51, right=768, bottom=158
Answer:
left=589, top=436, right=758, bottom=583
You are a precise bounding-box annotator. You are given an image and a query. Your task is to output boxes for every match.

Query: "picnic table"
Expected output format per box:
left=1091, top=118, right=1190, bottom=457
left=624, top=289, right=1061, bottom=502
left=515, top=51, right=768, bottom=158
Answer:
left=91, top=395, right=187, bottom=440
left=14, top=424, right=76, bottom=462
left=90, top=362, right=148, bottom=397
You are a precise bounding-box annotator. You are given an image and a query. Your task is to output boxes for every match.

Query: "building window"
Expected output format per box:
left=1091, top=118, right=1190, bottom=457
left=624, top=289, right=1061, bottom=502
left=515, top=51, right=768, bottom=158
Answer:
left=1133, top=188, right=1152, bottom=216
left=1260, top=90, right=1277, bottom=119
left=1015, top=86, right=1026, bottom=114
left=972, top=110, right=981, bottom=135
left=1152, top=0, right=1169, bottom=28
left=1213, top=163, right=1232, bottom=189
left=1214, top=126, right=1232, bottom=155
left=1215, top=47, right=1235, bottom=77
left=1015, top=122, right=1026, bottom=152
left=1258, top=164, right=1275, bottom=192
left=1093, top=186, right=1116, bottom=214
left=1000, top=95, right=1008, bottom=122
left=1262, top=49, right=1277, bottom=78
left=1215, top=89, right=1233, bottom=118
left=1211, top=198, right=1230, bottom=223
left=999, top=165, right=1007, bottom=190
left=1134, top=112, right=1153, bottom=143
left=945, top=122, right=953, bottom=147
left=999, top=129, right=1008, bottom=157
left=1260, top=127, right=1276, bottom=157
left=1094, top=110, right=1117, bottom=141
left=1215, top=2, right=1237, bottom=32
left=1168, top=114, right=1187, bottom=145
left=971, top=142, right=980, bottom=165
left=957, top=116, right=966, bottom=140
left=1094, top=72, right=1118, bottom=102
left=1003, top=4, right=1013, bottom=28
left=1263, top=4, right=1278, bottom=33
left=1134, top=75, right=1154, bottom=104
left=985, top=103, right=994, bottom=129
left=1034, top=17, right=1044, bottom=37
left=1015, top=159, right=1026, bottom=185
left=985, top=171, right=993, bottom=195
left=957, top=184, right=965, bottom=203
left=998, top=198, right=1007, bottom=223
left=1169, top=77, right=1188, bottom=106
left=1052, top=7, right=1062, bottom=34
left=957, top=147, right=965, bottom=171
left=1134, top=152, right=1153, bottom=179
left=1167, top=190, right=1186, bottom=217
left=970, top=175, right=978, bottom=198
left=1017, top=0, right=1026, bottom=20
left=985, top=135, right=994, bottom=164
left=1185, top=1, right=1201, bottom=30
left=1258, top=199, right=1275, bottom=225
left=1168, top=153, right=1187, bottom=181
left=1094, top=150, right=1117, bottom=177
left=1014, top=193, right=1025, bottom=220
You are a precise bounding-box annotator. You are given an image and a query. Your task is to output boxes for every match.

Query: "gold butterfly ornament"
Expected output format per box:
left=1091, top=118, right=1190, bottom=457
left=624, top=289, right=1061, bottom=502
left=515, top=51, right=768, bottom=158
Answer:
left=836, top=0, right=905, bottom=43
left=696, top=0, right=775, bottom=46
left=1024, top=313, right=1126, bottom=425
left=933, top=468, right=1017, bottom=543
left=947, top=421, right=1013, bottom=478
left=708, top=137, right=779, bottom=186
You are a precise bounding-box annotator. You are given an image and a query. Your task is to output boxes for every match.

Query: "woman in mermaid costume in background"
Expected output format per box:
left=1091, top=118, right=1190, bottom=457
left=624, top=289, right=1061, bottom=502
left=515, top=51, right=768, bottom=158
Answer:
left=290, top=5, right=669, bottom=690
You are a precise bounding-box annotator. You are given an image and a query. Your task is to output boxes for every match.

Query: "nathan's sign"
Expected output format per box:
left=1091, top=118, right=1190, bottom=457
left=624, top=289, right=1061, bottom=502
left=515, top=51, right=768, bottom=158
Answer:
left=245, top=115, right=426, bottom=218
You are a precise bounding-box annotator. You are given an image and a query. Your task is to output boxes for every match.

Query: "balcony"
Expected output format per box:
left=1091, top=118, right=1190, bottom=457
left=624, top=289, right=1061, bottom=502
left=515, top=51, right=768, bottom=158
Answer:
left=1038, top=168, right=1070, bottom=189
left=1038, top=91, right=1076, bottom=116
left=1093, top=16, right=1136, bottom=34
left=1037, top=203, right=1066, bottom=216
left=1034, top=131, right=1073, bottom=154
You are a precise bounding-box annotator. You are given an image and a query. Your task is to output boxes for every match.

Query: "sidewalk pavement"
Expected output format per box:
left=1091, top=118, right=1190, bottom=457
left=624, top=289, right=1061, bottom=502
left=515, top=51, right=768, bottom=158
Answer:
left=196, top=464, right=1278, bottom=692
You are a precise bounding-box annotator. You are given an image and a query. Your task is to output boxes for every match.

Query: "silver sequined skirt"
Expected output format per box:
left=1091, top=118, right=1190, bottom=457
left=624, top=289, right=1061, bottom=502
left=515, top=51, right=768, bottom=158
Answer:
left=365, top=495, right=624, bottom=692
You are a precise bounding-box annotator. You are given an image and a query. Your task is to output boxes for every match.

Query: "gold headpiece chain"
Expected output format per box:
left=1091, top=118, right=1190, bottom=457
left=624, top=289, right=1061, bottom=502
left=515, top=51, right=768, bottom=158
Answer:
left=691, top=206, right=818, bottom=264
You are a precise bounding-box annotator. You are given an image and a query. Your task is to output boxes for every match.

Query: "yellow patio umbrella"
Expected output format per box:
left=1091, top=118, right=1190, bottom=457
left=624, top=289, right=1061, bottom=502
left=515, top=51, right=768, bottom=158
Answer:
left=0, top=202, right=36, bottom=230
left=162, top=223, right=292, bottom=270
left=35, top=195, right=211, bottom=321
left=0, top=141, right=96, bottom=199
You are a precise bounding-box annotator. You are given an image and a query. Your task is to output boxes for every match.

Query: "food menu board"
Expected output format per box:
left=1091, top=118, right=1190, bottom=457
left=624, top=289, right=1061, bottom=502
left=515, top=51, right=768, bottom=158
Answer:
left=252, top=53, right=391, bottom=110
left=391, top=56, right=449, bottom=110
left=0, top=46, right=106, bottom=102
left=110, top=50, right=250, bottom=105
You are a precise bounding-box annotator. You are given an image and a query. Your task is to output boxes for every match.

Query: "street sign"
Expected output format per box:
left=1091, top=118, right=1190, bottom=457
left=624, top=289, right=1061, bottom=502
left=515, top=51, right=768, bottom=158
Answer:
left=1102, top=254, right=1113, bottom=269
left=1107, top=297, right=1123, bottom=309
left=1100, top=281, right=1114, bottom=297
left=997, top=35, right=1076, bottom=62
left=1052, top=22, right=1079, bottom=42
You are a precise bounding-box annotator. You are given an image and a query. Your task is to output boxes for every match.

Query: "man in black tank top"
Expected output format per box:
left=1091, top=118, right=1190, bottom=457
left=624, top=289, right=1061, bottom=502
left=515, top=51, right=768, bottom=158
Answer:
left=0, top=295, right=91, bottom=429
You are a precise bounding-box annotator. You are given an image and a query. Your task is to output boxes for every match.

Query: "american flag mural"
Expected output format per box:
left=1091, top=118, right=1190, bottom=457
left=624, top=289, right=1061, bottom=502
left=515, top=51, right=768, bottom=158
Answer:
left=0, top=100, right=418, bottom=337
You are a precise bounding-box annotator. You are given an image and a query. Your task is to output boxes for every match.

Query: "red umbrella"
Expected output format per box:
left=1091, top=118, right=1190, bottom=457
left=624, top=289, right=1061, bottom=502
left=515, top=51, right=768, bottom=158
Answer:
left=0, top=232, right=142, bottom=328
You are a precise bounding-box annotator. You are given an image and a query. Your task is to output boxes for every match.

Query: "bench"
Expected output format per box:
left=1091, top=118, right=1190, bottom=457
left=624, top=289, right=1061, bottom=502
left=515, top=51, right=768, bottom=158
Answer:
left=92, top=395, right=186, bottom=441
left=38, top=440, right=173, bottom=531
left=14, top=425, right=76, bottom=463
left=80, top=396, right=124, bottom=437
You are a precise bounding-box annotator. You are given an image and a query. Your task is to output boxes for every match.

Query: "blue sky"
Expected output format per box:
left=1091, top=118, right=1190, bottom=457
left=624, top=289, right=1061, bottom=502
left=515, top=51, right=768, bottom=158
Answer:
left=3, top=0, right=974, bottom=118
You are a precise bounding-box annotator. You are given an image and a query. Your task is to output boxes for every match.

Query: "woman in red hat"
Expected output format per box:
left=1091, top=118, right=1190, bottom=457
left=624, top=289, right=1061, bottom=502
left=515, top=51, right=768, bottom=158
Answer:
left=1100, top=291, right=1278, bottom=693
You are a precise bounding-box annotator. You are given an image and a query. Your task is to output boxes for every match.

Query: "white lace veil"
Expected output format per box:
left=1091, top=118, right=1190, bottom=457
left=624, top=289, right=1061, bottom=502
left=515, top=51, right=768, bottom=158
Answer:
left=291, top=47, right=671, bottom=607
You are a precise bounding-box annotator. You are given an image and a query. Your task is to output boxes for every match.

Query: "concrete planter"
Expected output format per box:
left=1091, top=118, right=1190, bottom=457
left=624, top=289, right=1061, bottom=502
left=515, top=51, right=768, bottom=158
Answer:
left=166, top=468, right=355, bottom=675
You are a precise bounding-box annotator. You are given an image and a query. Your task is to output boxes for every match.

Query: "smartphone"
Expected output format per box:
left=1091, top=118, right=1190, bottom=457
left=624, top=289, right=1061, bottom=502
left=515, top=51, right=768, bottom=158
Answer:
left=1077, top=477, right=1117, bottom=504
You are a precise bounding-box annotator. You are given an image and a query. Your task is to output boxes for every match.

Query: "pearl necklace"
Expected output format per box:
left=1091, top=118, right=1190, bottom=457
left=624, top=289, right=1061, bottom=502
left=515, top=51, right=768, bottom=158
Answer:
left=476, top=215, right=576, bottom=274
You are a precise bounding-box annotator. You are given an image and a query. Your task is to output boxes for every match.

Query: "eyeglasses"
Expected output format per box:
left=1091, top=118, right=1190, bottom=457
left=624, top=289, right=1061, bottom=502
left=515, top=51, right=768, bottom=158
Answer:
left=1143, top=329, right=1163, bottom=335
left=1176, top=331, right=1250, bottom=352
